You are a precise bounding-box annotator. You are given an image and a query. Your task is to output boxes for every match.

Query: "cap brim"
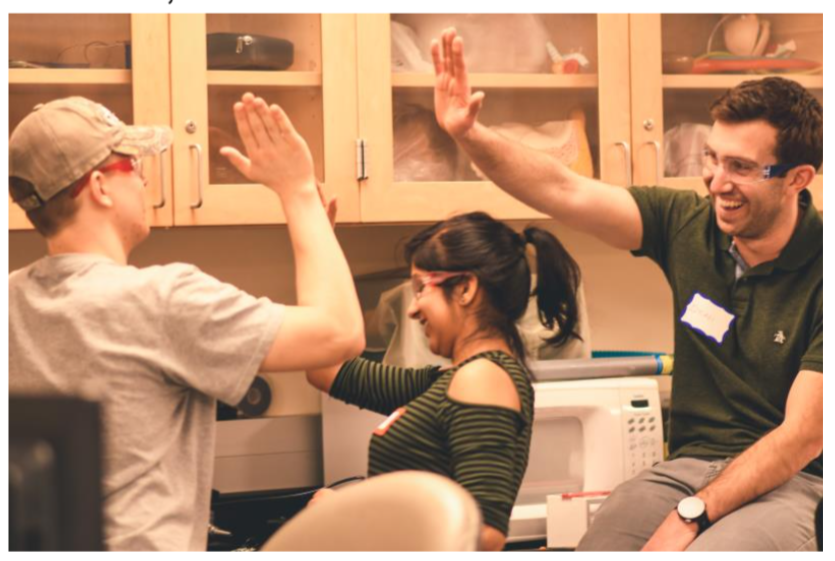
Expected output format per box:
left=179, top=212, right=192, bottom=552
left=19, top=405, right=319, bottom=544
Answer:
left=113, top=125, right=173, bottom=158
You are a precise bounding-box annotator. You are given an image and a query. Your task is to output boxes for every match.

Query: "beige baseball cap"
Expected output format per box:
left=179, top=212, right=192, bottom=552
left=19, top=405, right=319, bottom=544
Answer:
left=9, top=96, right=173, bottom=210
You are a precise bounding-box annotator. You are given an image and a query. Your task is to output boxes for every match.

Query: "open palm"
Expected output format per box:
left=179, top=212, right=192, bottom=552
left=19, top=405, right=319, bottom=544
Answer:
left=432, top=28, right=485, bottom=139
left=221, top=93, right=315, bottom=198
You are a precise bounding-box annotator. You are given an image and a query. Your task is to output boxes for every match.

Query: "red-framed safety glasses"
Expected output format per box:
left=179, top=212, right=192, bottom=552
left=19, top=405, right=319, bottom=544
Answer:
left=411, top=271, right=469, bottom=300
left=70, top=157, right=143, bottom=198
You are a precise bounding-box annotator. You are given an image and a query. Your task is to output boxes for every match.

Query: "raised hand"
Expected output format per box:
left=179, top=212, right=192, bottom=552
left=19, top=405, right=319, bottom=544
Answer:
left=220, top=93, right=316, bottom=198
left=431, top=28, right=486, bottom=139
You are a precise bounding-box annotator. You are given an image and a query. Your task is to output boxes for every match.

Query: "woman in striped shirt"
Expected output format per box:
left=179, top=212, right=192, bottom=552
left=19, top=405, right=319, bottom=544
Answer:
left=307, top=212, right=582, bottom=550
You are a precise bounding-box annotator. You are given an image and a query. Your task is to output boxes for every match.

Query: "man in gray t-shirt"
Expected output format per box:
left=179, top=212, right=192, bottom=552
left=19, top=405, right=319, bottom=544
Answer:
left=9, top=95, right=365, bottom=550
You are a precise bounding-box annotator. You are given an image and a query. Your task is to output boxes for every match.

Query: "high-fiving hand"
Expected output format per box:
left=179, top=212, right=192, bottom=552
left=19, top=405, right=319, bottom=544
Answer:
left=431, top=28, right=485, bottom=139
left=220, top=93, right=316, bottom=199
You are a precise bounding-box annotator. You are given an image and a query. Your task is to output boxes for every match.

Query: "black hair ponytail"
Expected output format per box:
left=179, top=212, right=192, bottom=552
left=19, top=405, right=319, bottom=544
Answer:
left=523, top=227, right=582, bottom=348
left=404, top=212, right=582, bottom=364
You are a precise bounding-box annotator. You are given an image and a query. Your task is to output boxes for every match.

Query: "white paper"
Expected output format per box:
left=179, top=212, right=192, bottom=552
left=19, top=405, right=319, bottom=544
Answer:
left=681, top=293, right=735, bottom=344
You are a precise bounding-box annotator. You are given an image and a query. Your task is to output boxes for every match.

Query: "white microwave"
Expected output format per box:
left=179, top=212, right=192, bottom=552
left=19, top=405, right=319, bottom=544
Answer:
left=321, top=374, right=663, bottom=545
left=508, top=376, right=663, bottom=543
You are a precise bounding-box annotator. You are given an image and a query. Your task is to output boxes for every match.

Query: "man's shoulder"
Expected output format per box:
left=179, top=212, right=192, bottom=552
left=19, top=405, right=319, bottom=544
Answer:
left=133, top=261, right=201, bottom=281
left=629, top=186, right=713, bottom=248
left=9, top=264, right=32, bottom=285
left=130, top=262, right=222, bottom=297
left=629, top=185, right=711, bottom=220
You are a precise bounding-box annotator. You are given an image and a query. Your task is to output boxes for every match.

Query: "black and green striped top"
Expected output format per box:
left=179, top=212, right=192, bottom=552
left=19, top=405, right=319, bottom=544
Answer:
left=329, top=350, right=534, bottom=535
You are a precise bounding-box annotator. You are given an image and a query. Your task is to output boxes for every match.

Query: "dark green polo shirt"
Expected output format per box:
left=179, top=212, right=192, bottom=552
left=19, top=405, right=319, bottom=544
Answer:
left=629, top=186, right=822, bottom=477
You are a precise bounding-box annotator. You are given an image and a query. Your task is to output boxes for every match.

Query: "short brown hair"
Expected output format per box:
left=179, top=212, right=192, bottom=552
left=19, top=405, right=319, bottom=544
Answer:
left=710, top=77, right=822, bottom=170
left=10, top=176, right=81, bottom=237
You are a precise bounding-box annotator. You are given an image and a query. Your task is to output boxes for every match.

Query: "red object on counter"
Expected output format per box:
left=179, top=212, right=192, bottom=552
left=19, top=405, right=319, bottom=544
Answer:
left=561, top=490, right=612, bottom=501
left=691, top=58, right=822, bottom=74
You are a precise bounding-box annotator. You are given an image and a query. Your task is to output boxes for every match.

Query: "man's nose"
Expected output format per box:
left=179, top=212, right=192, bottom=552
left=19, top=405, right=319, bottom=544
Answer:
left=707, top=168, right=734, bottom=194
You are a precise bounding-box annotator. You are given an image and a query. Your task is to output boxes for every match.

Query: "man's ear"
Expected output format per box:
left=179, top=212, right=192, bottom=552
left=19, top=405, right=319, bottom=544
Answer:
left=88, top=171, right=114, bottom=208
left=787, top=164, right=817, bottom=194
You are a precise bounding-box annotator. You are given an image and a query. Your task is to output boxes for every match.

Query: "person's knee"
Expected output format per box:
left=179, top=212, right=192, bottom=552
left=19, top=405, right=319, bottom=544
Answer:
left=576, top=479, right=670, bottom=551
left=576, top=462, right=701, bottom=551
left=688, top=504, right=818, bottom=552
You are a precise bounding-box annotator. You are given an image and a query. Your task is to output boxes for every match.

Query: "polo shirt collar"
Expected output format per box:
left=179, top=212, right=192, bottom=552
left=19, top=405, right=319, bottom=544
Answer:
left=717, top=189, right=821, bottom=273
left=775, top=189, right=822, bottom=271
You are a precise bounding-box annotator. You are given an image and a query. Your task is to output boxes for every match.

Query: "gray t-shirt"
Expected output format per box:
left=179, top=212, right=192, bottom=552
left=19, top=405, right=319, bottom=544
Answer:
left=9, top=254, right=285, bottom=551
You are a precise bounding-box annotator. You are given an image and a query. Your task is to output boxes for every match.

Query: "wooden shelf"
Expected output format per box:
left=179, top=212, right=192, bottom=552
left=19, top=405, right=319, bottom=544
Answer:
left=207, top=71, right=322, bottom=87
left=662, top=74, right=823, bottom=90
left=9, top=68, right=131, bottom=85
left=392, top=72, right=598, bottom=89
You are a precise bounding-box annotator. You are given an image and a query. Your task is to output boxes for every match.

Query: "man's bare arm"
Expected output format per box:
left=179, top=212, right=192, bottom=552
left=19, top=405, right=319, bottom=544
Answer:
left=696, top=370, right=823, bottom=522
left=432, top=29, right=642, bottom=251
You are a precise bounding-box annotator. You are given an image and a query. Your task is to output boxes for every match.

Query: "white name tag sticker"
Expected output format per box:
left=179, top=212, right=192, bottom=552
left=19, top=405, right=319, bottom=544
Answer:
left=681, top=293, right=735, bottom=344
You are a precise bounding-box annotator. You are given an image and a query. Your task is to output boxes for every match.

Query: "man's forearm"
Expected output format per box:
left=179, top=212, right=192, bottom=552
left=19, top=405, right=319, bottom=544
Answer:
left=281, top=187, right=363, bottom=339
left=696, top=424, right=821, bottom=523
left=456, top=122, right=584, bottom=216
left=454, top=122, right=643, bottom=251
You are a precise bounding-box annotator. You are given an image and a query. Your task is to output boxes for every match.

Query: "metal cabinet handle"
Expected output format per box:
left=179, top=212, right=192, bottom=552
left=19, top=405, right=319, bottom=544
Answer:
left=153, top=146, right=168, bottom=209
left=646, top=140, right=663, bottom=184
left=615, top=141, right=632, bottom=186
left=189, top=143, right=204, bottom=209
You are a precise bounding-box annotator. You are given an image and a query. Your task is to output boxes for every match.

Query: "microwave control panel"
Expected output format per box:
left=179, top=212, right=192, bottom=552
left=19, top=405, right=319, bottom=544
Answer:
left=621, top=391, right=664, bottom=478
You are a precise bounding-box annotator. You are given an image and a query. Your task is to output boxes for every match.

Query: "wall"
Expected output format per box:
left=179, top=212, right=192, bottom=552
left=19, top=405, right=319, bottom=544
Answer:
left=9, top=219, right=674, bottom=418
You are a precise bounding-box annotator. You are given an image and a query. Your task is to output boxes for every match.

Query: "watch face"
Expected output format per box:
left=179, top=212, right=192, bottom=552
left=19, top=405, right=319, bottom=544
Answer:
left=678, top=496, right=706, bottom=520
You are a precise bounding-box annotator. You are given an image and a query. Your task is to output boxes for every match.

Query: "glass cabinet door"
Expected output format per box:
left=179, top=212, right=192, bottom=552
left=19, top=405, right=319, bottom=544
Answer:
left=169, top=14, right=359, bottom=226
left=630, top=14, right=823, bottom=207
left=9, top=14, right=173, bottom=229
left=357, top=14, right=632, bottom=223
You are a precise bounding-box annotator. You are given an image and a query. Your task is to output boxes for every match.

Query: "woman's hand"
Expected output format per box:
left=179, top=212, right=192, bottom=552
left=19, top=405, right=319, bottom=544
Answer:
left=316, top=182, right=337, bottom=228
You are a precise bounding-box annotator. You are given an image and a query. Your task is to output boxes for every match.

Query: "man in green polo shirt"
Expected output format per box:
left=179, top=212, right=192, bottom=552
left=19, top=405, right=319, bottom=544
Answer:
left=431, top=29, right=822, bottom=551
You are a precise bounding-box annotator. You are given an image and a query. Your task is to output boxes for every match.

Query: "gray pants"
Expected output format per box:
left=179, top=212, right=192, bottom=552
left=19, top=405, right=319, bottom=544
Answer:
left=577, top=457, right=823, bottom=551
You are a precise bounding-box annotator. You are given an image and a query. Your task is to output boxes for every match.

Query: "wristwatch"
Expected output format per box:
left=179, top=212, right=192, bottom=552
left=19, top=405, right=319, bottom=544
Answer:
left=677, top=496, right=711, bottom=533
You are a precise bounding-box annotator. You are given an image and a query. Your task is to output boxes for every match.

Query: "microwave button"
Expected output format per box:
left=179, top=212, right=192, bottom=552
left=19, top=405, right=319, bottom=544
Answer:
left=629, top=427, right=636, bottom=433
left=639, top=426, right=646, bottom=432
left=638, top=417, right=645, bottom=424
left=628, top=418, right=635, bottom=425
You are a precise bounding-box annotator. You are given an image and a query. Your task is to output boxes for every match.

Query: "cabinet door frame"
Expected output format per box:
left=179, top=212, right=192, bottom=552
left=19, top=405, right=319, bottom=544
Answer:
left=356, top=14, right=632, bottom=223
left=169, top=14, right=360, bottom=226
left=132, top=14, right=175, bottom=227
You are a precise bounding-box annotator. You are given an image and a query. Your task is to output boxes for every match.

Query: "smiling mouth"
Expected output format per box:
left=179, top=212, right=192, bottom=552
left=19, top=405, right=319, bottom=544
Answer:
left=718, top=200, right=745, bottom=211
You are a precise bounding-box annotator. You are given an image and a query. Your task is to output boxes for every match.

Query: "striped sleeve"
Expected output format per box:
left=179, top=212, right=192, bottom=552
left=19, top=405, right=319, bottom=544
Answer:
left=329, top=357, right=441, bottom=416
left=443, top=403, right=525, bottom=536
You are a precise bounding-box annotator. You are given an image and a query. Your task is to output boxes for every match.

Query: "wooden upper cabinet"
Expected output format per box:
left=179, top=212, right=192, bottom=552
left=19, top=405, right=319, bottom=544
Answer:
left=168, top=14, right=360, bottom=226
left=9, top=14, right=823, bottom=231
left=8, top=14, right=173, bottom=230
left=356, top=14, right=633, bottom=223
left=629, top=14, right=823, bottom=208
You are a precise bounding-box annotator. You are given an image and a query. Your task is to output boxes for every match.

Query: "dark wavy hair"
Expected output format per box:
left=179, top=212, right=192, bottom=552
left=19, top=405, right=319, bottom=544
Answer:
left=404, top=211, right=582, bottom=363
left=710, top=77, right=822, bottom=170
